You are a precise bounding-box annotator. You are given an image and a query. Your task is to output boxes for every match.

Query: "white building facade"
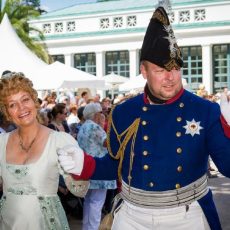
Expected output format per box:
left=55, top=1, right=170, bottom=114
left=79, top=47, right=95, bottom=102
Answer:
left=29, top=0, right=230, bottom=94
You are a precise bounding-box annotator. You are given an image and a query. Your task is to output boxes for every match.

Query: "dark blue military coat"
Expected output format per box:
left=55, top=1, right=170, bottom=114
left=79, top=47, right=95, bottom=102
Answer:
left=92, top=90, right=230, bottom=230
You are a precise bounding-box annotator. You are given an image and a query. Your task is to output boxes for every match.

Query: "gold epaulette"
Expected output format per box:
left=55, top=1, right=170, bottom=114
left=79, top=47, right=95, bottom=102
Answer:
left=107, top=105, right=140, bottom=190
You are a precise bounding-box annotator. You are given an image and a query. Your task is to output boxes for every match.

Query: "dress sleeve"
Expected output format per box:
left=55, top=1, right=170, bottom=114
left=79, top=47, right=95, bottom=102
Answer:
left=0, top=133, right=8, bottom=187
left=55, top=132, right=90, bottom=197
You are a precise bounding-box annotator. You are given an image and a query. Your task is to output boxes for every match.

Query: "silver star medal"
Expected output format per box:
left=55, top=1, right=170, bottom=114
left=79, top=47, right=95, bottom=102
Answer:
left=183, top=119, right=203, bottom=137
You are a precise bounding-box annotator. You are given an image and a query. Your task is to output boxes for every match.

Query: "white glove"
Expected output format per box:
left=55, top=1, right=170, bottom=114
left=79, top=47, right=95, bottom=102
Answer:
left=220, top=93, right=230, bottom=125
left=58, top=144, right=84, bottom=175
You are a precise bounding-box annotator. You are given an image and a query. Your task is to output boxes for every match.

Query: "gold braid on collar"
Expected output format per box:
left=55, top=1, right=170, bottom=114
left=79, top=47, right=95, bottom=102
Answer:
left=107, top=106, right=140, bottom=190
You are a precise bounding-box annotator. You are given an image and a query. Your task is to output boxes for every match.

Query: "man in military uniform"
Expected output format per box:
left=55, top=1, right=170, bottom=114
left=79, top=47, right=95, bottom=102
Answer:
left=58, top=4, right=230, bottom=230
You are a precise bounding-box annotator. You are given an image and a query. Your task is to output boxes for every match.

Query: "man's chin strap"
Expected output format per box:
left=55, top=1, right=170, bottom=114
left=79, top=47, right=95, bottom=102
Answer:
left=144, top=84, right=167, bottom=104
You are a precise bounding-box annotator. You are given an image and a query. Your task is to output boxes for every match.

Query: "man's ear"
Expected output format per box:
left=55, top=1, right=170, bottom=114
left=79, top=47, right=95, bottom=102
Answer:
left=140, top=63, right=147, bottom=79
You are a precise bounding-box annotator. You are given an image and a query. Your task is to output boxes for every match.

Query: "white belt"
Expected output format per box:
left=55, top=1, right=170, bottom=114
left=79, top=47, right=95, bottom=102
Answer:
left=121, top=174, right=209, bottom=209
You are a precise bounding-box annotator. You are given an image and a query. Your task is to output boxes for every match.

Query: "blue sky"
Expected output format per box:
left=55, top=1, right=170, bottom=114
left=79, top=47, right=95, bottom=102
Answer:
left=40, top=0, right=97, bottom=12
left=1, top=0, right=97, bottom=12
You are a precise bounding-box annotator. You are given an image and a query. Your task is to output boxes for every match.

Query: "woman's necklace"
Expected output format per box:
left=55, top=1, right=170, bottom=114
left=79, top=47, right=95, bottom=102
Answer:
left=18, top=127, right=40, bottom=153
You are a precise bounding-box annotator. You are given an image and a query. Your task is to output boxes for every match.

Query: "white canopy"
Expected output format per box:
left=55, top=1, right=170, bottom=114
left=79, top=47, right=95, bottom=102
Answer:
left=119, top=74, right=189, bottom=92
left=103, top=72, right=129, bottom=97
left=0, top=14, right=47, bottom=78
left=103, top=72, right=128, bottom=85
left=33, top=61, right=105, bottom=90
left=119, top=74, right=146, bottom=91
left=0, top=14, right=105, bottom=90
left=102, top=72, right=128, bottom=98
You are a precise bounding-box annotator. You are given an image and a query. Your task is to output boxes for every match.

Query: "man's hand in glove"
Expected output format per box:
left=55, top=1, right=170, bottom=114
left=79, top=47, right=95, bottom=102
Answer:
left=58, top=144, right=84, bottom=175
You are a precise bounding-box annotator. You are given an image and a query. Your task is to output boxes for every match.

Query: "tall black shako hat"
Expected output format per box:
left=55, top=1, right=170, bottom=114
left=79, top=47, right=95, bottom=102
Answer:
left=140, top=6, right=183, bottom=71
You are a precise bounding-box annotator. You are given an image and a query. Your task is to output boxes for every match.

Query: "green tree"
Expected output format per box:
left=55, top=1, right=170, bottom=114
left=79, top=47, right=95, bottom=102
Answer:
left=23, top=0, right=46, bottom=14
left=24, top=0, right=40, bottom=7
left=0, top=0, right=50, bottom=63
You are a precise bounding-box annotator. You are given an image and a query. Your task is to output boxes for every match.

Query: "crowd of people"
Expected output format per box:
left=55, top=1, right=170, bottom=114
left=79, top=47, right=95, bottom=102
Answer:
left=1, top=3, right=230, bottom=230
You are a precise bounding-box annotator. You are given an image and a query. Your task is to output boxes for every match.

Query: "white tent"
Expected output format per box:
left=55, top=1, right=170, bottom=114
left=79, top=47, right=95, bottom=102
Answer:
left=0, top=14, right=47, bottom=78
left=119, top=74, right=189, bottom=92
left=103, top=72, right=128, bottom=85
left=0, top=14, right=105, bottom=90
left=103, top=72, right=128, bottom=98
left=33, top=61, right=105, bottom=90
left=119, top=74, right=146, bottom=91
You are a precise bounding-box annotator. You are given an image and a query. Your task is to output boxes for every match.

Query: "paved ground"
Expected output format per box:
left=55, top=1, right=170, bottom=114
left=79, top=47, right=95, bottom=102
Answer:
left=69, top=173, right=230, bottom=230
left=209, top=174, right=230, bottom=230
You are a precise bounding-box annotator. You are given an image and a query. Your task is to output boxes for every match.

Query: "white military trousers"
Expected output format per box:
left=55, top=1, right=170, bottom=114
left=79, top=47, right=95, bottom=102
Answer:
left=111, top=200, right=210, bottom=230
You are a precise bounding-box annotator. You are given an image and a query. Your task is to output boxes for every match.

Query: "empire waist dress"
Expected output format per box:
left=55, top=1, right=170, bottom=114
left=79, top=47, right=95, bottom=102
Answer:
left=0, top=131, right=79, bottom=230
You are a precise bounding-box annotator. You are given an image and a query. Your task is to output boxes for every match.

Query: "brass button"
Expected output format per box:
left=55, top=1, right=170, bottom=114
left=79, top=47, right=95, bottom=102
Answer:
left=179, top=103, right=184, bottom=108
left=177, top=166, right=183, bottom=172
left=176, top=132, right=181, bottom=137
left=142, top=106, right=148, bottom=111
left=149, top=182, right=154, bottom=187
left=177, top=117, right=182, bottom=122
left=176, top=148, right=182, bottom=154
left=175, top=183, right=181, bottom=189
left=142, top=120, right=147, bottom=126
left=143, top=151, right=148, bottom=156
left=143, top=135, right=149, bottom=141
left=143, top=165, right=149, bottom=170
